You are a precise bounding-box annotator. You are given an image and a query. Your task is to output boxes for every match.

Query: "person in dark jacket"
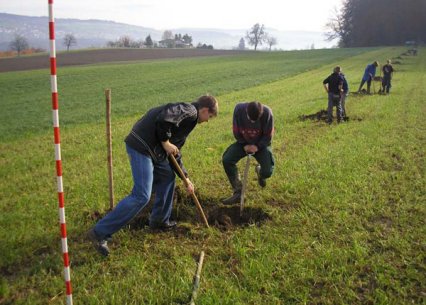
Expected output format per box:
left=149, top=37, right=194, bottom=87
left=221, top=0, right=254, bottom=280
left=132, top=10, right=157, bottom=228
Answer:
left=222, top=101, right=275, bottom=204
left=323, top=66, right=344, bottom=124
left=382, top=59, right=395, bottom=94
left=88, top=95, right=218, bottom=256
left=358, top=61, right=379, bottom=94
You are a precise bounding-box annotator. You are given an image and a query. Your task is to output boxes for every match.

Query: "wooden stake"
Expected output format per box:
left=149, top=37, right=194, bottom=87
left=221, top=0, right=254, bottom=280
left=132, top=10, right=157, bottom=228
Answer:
left=168, top=154, right=209, bottom=228
left=190, top=251, right=205, bottom=305
left=105, top=89, right=114, bottom=210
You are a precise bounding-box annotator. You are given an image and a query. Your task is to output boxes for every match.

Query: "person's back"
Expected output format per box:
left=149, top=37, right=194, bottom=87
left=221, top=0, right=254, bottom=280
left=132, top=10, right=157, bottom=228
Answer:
left=323, top=66, right=344, bottom=124
left=323, top=72, right=343, bottom=95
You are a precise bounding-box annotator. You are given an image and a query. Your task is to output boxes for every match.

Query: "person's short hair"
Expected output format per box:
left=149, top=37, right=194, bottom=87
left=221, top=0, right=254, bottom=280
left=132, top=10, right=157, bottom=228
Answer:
left=247, top=101, right=264, bottom=121
left=387, top=59, right=391, bottom=64
left=193, top=95, right=218, bottom=116
left=373, top=61, right=379, bottom=66
left=333, top=66, right=341, bottom=73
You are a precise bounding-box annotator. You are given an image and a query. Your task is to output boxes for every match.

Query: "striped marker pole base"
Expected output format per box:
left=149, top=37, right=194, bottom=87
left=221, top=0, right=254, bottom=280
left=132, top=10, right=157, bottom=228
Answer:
left=48, top=1, right=73, bottom=304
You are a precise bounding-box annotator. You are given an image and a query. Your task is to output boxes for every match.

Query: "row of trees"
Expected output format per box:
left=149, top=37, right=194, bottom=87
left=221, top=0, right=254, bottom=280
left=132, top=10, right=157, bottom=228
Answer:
left=326, top=0, right=426, bottom=47
left=107, top=31, right=209, bottom=49
left=8, top=33, right=77, bottom=56
left=237, top=24, right=278, bottom=51
left=8, top=24, right=278, bottom=56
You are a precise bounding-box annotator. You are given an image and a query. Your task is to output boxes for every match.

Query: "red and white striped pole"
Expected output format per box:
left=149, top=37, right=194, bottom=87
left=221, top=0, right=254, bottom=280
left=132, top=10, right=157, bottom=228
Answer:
left=48, top=1, right=73, bottom=304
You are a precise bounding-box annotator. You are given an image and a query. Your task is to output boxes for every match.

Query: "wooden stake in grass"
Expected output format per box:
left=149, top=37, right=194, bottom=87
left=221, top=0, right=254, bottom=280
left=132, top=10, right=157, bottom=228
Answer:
left=190, top=251, right=205, bottom=305
left=168, top=154, right=209, bottom=228
left=105, top=89, right=114, bottom=210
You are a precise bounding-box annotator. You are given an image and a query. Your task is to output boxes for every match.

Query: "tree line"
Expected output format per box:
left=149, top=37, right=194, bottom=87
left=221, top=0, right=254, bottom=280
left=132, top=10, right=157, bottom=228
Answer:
left=7, top=23, right=279, bottom=57
left=326, top=0, right=426, bottom=47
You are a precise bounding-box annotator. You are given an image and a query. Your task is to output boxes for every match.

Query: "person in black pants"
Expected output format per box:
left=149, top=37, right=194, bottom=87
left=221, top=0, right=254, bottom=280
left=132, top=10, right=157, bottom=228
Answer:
left=323, top=66, right=344, bottom=124
left=382, top=59, right=395, bottom=94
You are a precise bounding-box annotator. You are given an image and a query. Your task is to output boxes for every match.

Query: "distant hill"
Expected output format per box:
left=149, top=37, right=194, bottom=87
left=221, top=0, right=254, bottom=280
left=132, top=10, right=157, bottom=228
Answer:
left=0, top=13, right=335, bottom=51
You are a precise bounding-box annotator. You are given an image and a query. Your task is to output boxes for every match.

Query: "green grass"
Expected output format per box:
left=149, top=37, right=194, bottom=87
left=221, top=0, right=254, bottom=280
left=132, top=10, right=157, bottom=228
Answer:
left=0, top=48, right=373, bottom=141
left=0, top=47, right=424, bottom=304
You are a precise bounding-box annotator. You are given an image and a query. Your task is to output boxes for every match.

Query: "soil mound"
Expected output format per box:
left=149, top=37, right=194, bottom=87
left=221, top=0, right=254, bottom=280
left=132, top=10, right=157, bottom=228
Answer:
left=299, top=109, right=328, bottom=121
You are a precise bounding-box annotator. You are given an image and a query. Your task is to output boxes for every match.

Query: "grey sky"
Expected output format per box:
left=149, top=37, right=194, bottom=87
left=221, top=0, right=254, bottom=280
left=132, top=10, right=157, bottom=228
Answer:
left=1, top=0, right=343, bottom=31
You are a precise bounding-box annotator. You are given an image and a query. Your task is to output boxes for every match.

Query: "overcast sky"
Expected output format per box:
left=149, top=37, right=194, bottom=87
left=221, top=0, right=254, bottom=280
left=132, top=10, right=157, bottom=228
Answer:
left=1, top=0, right=343, bottom=32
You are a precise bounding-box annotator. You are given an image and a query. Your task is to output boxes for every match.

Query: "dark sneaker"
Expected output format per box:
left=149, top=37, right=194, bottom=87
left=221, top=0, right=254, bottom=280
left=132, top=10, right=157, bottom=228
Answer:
left=221, top=192, right=241, bottom=205
left=87, top=228, right=110, bottom=257
left=255, top=165, right=266, bottom=188
left=150, top=220, right=177, bottom=231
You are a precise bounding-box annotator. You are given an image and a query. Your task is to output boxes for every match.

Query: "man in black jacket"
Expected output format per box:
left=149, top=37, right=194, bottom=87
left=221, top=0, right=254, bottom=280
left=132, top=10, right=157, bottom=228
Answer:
left=323, top=66, right=344, bottom=124
left=88, top=95, right=218, bottom=256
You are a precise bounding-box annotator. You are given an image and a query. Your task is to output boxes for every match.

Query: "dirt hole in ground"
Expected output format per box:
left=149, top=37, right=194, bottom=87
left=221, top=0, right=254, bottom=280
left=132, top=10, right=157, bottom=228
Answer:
left=299, top=109, right=353, bottom=122
left=86, top=187, right=271, bottom=233
left=207, top=205, right=271, bottom=230
left=105, top=187, right=273, bottom=232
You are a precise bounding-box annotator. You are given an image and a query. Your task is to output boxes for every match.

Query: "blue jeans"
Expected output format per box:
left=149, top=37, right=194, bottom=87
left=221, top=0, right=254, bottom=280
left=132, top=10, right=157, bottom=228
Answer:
left=327, top=92, right=343, bottom=123
left=94, top=144, right=176, bottom=239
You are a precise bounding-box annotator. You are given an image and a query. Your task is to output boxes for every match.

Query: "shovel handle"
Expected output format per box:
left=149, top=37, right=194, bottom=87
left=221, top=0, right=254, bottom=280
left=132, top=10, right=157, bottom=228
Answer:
left=168, top=154, right=209, bottom=228
left=240, top=154, right=252, bottom=216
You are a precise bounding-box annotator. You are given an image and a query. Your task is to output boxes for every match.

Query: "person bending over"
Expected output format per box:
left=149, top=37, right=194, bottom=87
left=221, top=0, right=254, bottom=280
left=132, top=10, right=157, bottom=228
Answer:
left=88, top=95, right=218, bottom=256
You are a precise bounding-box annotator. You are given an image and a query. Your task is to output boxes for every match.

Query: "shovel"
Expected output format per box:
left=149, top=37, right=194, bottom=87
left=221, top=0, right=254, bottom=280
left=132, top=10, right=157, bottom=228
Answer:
left=240, top=153, right=253, bottom=216
left=169, top=154, right=209, bottom=228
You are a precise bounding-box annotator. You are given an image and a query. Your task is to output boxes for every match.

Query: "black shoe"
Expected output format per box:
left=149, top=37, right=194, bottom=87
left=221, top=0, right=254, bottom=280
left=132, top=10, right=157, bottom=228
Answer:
left=221, top=192, right=241, bottom=205
left=150, top=220, right=177, bottom=231
left=87, top=228, right=110, bottom=257
left=255, top=165, right=266, bottom=188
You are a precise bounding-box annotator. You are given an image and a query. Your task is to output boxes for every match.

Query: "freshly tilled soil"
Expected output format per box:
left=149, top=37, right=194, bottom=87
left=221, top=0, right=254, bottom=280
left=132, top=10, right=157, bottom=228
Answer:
left=0, top=48, right=246, bottom=73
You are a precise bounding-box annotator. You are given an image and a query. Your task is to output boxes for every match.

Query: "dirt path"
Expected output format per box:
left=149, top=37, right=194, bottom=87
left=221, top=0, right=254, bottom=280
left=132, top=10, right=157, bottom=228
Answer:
left=0, top=48, right=246, bottom=73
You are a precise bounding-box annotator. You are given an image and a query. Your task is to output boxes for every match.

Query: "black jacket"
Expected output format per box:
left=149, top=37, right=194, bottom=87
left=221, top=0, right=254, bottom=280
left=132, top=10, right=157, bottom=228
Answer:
left=323, top=72, right=343, bottom=94
left=125, top=102, right=198, bottom=176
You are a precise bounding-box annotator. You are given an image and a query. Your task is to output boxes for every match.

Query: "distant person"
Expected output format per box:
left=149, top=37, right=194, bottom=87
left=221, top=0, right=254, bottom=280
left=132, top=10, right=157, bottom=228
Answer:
left=221, top=101, right=275, bottom=204
left=323, top=66, right=344, bottom=124
left=358, top=61, right=379, bottom=94
left=88, top=95, right=219, bottom=256
left=382, top=59, right=394, bottom=94
left=340, top=70, right=349, bottom=119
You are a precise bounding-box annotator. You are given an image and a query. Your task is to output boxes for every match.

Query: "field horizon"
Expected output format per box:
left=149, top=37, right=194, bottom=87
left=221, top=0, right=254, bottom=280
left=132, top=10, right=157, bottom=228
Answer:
left=0, top=47, right=424, bottom=304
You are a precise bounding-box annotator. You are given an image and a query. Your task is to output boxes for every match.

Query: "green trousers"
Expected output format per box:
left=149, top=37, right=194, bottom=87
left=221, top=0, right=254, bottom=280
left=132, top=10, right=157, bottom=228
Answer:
left=222, top=142, right=275, bottom=184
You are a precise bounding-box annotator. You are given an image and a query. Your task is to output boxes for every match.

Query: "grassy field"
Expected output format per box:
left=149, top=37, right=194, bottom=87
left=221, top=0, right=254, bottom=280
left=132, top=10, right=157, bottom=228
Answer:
left=0, top=47, right=424, bottom=304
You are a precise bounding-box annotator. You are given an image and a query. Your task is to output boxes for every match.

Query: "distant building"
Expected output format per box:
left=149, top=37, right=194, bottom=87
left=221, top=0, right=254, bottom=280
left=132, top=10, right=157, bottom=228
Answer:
left=158, top=39, right=191, bottom=48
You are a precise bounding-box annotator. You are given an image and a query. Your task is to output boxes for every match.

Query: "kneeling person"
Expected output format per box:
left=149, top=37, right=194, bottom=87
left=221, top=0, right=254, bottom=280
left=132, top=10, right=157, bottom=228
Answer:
left=222, top=101, right=275, bottom=204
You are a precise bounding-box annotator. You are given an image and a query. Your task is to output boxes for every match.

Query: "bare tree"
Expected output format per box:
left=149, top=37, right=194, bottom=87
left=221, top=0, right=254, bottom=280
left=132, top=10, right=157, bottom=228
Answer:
left=265, top=35, right=277, bottom=51
left=246, top=23, right=267, bottom=50
left=9, top=34, right=29, bottom=56
left=63, top=34, right=77, bottom=52
left=162, top=30, right=173, bottom=40
left=118, top=35, right=132, bottom=48
left=325, top=7, right=346, bottom=43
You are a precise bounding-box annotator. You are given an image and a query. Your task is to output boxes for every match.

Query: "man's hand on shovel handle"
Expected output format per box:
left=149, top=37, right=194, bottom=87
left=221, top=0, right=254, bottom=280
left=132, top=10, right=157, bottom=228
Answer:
left=162, top=140, right=179, bottom=156
left=244, top=145, right=258, bottom=154
left=186, top=178, right=195, bottom=194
